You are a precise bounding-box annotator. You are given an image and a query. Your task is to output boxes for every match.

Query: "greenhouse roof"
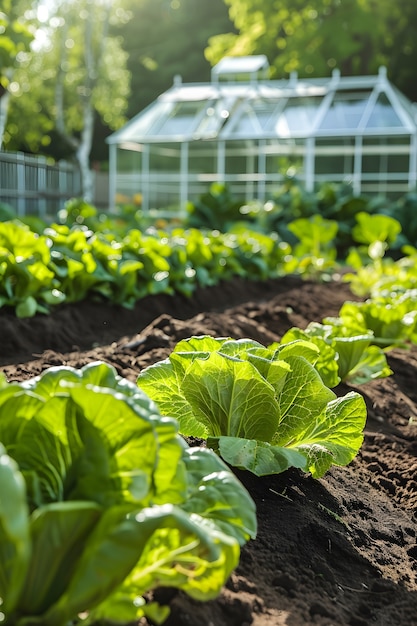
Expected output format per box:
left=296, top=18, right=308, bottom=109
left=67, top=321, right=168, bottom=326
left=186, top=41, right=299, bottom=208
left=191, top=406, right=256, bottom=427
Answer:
left=108, top=58, right=417, bottom=146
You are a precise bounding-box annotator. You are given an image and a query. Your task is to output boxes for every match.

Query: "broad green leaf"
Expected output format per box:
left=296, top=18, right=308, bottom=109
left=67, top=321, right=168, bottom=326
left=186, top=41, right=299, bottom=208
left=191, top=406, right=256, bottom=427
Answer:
left=343, top=345, right=393, bottom=385
left=65, top=386, right=166, bottom=507
left=0, top=444, right=30, bottom=615
left=218, top=338, right=265, bottom=358
left=352, top=212, right=401, bottom=247
left=214, top=436, right=307, bottom=477
left=288, top=391, right=367, bottom=478
left=273, top=355, right=336, bottom=446
left=138, top=358, right=207, bottom=437
left=0, top=394, right=63, bottom=507
left=21, top=366, right=81, bottom=398
left=139, top=336, right=367, bottom=478
left=279, top=327, right=340, bottom=388
left=19, top=502, right=102, bottom=615
left=177, top=351, right=279, bottom=441
left=0, top=370, right=182, bottom=508
left=122, top=506, right=239, bottom=602
left=247, top=354, right=291, bottom=395
left=88, top=589, right=169, bottom=626
left=333, top=335, right=372, bottom=381
left=173, top=335, right=229, bottom=353
left=0, top=362, right=254, bottom=625
left=181, top=447, right=257, bottom=544
left=16, top=296, right=38, bottom=318
left=276, top=339, right=321, bottom=365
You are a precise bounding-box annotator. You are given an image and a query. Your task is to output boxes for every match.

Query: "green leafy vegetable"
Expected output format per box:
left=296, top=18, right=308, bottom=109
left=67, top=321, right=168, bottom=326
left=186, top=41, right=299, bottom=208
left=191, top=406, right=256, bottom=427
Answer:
left=280, top=321, right=392, bottom=386
left=137, top=336, right=367, bottom=478
left=324, top=293, right=417, bottom=350
left=0, top=362, right=256, bottom=626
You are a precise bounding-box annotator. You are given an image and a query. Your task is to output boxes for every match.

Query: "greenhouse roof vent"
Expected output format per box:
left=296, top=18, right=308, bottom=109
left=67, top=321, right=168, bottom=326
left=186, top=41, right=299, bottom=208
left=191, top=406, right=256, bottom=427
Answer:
left=211, top=55, right=269, bottom=84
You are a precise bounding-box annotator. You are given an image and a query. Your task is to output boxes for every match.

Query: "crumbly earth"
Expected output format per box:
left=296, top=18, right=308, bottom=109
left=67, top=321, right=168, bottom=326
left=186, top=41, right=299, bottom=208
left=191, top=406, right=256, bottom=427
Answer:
left=1, top=276, right=417, bottom=626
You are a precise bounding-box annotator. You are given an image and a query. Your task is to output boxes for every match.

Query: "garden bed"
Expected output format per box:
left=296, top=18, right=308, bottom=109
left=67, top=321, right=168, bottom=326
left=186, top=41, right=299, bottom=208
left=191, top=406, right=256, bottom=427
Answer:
left=1, top=275, right=417, bottom=626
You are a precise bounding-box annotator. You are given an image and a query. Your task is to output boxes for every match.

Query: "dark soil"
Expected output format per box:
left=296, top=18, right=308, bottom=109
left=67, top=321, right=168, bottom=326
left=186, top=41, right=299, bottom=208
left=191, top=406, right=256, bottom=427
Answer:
left=2, top=276, right=417, bottom=626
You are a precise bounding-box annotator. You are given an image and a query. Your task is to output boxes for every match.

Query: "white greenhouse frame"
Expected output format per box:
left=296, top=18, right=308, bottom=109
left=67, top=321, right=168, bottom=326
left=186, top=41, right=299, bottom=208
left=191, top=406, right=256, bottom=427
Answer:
left=107, top=56, right=417, bottom=212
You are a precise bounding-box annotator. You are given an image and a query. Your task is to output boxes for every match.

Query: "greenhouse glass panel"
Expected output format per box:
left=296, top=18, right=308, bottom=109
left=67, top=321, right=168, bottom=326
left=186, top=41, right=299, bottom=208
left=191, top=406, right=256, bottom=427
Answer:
left=149, top=144, right=181, bottom=171
left=224, top=98, right=285, bottom=137
left=315, top=138, right=354, bottom=178
left=195, top=98, right=236, bottom=137
left=117, top=149, right=142, bottom=173
left=116, top=101, right=175, bottom=141
left=156, top=100, right=210, bottom=136
left=366, top=93, right=403, bottom=128
left=264, top=139, right=305, bottom=177
left=276, top=96, right=322, bottom=136
left=362, top=152, right=409, bottom=174
left=188, top=143, right=217, bottom=174
left=225, top=140, right=255, bottom=174
left=319, top=91, right=370, bottom=130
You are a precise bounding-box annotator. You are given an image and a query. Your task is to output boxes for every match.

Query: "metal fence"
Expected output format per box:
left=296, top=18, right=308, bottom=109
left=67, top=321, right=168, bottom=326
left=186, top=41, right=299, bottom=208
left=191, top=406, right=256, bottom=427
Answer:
left=0, top=151, right=82, bottom=218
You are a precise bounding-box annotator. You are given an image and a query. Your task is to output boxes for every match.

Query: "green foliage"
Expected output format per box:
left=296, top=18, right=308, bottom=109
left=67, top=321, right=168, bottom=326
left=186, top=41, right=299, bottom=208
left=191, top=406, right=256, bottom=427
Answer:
left=0, top=1, right=34, bottom=88
left=0, top=361, right=256, bottom=625
left=137, top=336, right=367, bottom=478
left=186, top=183, right=246, bottom=231
left=1, top=183, right=417, bottom=320
left=351, top=212, right=401, bottom=260
left=0, top=217, right=293, bottom=317
left=280, top=323, right=392, bottom=387
left=286, top=214, right=339, bottom=279
left=378, top=191, right=417, bottom=249
left=206, top=0, right=416, bottom=102
left=186, top=181, right=389, bottom=261
left=4, top=0, right=130, bottom=159
left=343, top=211, right=410, bottom=297
left=324, top=294, right=417, bottom=350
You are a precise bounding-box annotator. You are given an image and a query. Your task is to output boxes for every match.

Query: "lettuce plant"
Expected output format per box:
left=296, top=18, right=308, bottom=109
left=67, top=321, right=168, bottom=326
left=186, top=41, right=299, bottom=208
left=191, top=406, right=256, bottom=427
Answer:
left=324, top=292, right=417, bottom=350
left=285, top=215, right=339, bottom=278
left=0, top=362, right=256, bottom=626
left=280, top=321, right=392, bottom=387
left=137, top=336, right=367, bottom=478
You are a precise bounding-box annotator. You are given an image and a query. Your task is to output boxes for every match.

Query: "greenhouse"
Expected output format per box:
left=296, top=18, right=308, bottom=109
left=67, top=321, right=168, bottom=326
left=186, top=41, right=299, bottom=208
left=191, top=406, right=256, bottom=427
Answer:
left=107, top=55, right=417, bottom=212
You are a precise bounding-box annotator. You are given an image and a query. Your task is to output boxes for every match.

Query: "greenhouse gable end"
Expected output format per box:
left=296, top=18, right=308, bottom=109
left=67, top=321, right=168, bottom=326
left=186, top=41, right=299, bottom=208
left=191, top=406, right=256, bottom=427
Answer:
left=107, top=56, right=417, bottom=211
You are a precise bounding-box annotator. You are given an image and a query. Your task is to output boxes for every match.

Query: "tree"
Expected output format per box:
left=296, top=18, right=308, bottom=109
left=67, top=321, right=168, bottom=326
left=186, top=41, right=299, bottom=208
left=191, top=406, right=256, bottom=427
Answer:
left=5, top=0, right=130, bottom=201
left=380, top=0, right=417, bottom=103
left=206, top=0, right=417, bottom=101
left=0, top=0, right=35, bottom=147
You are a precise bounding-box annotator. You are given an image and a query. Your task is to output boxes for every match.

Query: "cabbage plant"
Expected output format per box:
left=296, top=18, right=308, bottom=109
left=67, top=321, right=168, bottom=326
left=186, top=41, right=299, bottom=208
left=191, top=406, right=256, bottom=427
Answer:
left=0, top=362, right=256, bottom=626
left=137, top=336, right=367, bottom=478
left=279, top=321, right=392, bottom=387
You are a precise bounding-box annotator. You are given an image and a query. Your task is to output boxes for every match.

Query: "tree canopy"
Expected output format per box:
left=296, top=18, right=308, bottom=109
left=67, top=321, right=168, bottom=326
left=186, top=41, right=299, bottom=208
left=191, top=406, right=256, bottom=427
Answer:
left=0, top=0, right=35, bottom=90
left=3, top=0, right=130, bottom=198
left=206, top=0, right=417, bottom=102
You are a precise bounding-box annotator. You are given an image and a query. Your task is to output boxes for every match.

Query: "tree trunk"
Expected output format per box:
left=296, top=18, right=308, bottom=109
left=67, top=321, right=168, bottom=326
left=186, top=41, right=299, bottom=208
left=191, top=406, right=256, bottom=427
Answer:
left=76, top=102, right=95, bottom=203
left=53, top=1, right=112, bottom=203
left=0, top=90, right=10, bottom=150
left=0, top=69, right=13, bottom=149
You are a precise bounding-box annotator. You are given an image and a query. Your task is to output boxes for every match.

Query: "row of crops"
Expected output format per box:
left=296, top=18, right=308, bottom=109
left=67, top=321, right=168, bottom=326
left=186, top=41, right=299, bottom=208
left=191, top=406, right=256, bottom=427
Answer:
left=1, top=183, right=417, bottom=625
left=1, top=182, right=417, bottom=320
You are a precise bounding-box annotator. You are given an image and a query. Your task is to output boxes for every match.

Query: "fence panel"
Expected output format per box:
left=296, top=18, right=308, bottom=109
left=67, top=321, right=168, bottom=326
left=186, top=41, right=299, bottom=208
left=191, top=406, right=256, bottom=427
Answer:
left=0, top=151, right=82, bottom=217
